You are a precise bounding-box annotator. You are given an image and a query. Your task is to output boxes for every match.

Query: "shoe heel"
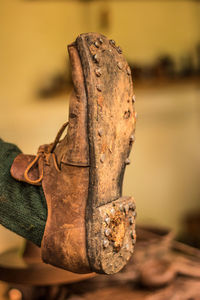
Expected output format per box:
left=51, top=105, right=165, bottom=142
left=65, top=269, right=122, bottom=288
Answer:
left=88, top=196, right=136, bottom=274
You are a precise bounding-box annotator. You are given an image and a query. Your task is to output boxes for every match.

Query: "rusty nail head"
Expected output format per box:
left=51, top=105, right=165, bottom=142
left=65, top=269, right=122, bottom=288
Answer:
left=95, top=68, right=102, bottom=77
left=132, top=211, right=137, bottom=218
left=130, top=135, right=135, bottom=142
left=109, top=39, right=116, bottom=46
left=129, top=216, right=134, bottom=225
left=93, top=54, right=99, bottom=63
left=125, top=158, right=131, bottom=165
left=124, top=110, right=131, bottom=119
left=131, top=230, right=135, bottom=239
left=105, top=228, right=111, bottom=237
left=96, top=84, right=102, bottom=92
left=110, top=207, right=115, bottom=216
left=94, top=41, right=100, bottom=48
left=103, top=239, right=109, bottom=248
left=117, top=62, right=123, bottom=70
left=100, top=153, right=105, bottom=163
left=98, top=128, right=103, bottom=137
left=119, top=204, right=124, bottom=212
left=105, top=217, right=110, bottom=225
left=129, top=202, right=136, bottom=210
left=127, top=66, right=131, bottom=75
left=117, top=46, right=122, bottom=54
left=125, top=244, right=130, bottom=251
left=124, top=204, right=129, bottom=214
left=132, top=95, right=136, bottom=103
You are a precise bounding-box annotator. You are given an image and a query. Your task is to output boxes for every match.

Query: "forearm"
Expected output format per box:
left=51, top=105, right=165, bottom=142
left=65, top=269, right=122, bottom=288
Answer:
left=0, top=139, right=47, bottom=246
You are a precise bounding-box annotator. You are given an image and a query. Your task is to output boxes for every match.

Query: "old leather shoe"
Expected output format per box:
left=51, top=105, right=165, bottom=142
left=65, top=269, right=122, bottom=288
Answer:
left=11, top=33, right=137, bottom=274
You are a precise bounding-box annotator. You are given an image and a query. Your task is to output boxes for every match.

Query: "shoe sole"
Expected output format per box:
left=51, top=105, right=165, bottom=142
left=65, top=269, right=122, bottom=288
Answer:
left=76, top=33, right=137, bottom=274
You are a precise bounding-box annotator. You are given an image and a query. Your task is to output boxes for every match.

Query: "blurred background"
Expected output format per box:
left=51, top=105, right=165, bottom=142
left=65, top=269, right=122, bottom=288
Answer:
left=0, top=0, right=200, bottom=297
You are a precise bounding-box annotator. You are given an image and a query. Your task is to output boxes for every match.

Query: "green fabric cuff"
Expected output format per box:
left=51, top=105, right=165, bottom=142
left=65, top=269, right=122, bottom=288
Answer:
left=0, top=139, right=47, bottom=246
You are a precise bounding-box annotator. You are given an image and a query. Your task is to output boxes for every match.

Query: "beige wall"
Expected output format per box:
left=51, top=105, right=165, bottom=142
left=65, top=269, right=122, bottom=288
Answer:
left=0, top=0, right=200, bottom=107
left=0, top=0, right=88, bottom=105
left=90, top=1, right=200, bottom=65
left=0, top=0, right=200, bottom=252
left=126, top=82, right=200, bottom=232
left=0, top=0, right=199, bottom=107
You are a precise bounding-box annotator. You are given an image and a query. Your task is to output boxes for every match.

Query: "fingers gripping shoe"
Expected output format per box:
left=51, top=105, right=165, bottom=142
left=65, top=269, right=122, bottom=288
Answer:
left=11, top=33, right=137, bottom=274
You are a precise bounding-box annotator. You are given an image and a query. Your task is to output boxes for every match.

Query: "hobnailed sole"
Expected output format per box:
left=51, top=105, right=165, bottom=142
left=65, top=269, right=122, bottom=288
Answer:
left=76, top=33, right=137, bottom=274
left=90, top=196, right=136, bottom=274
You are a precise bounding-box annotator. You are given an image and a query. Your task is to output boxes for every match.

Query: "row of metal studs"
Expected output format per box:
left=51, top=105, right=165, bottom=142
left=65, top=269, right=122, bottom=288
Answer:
left=103, top=201, right=136, bottom=249
left=91, top=38, right=136, bottom=166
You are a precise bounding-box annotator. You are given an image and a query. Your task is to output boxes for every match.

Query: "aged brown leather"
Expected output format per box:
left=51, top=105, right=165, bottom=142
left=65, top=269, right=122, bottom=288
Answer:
left=10, top=33, right=136, bottom=274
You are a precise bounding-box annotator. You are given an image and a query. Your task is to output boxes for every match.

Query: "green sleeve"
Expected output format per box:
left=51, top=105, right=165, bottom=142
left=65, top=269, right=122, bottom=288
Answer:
left=0, top=139, right=47, bottom=246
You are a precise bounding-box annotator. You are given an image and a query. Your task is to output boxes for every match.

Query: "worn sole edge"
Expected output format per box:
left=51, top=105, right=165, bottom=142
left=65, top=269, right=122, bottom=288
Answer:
left=76, top=34, right=136, bottom=274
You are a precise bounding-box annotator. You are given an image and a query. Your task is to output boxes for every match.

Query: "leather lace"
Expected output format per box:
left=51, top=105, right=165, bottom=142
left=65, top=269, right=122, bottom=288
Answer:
left=24, top=122, right=69, bottom=185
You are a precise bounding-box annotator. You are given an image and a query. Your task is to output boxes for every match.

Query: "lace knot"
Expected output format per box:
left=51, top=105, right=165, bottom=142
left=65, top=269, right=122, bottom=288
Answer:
left=24, top=122, right=69, bottom=185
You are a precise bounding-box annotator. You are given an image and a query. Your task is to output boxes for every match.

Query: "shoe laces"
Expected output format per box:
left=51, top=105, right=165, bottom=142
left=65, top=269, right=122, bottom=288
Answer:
left=24, top=122, right=69, bottom=185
